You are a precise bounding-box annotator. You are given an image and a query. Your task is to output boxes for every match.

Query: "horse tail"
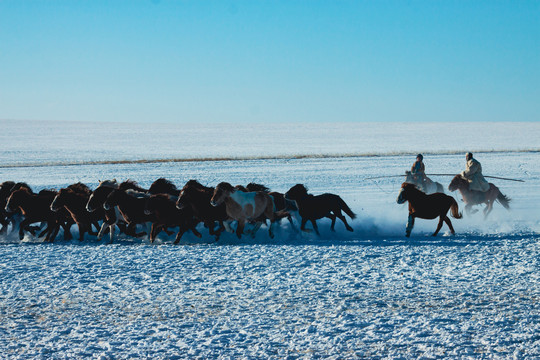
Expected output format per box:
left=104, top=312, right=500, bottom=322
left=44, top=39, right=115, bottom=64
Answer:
left=496, top=192, right=511, bottom=210
left=338, top=197, right=356, bottom=219
left=450, top=198, right=463, bottom=219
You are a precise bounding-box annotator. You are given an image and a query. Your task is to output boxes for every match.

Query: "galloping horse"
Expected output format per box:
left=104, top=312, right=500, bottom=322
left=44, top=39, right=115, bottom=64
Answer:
left=51, top=185, right=103, bottom=241
left=176, top=180, right=229, bottom=241
left=404, top=171, right=444, bottom=194
left=397, top=183, right=462, bottom=237
left=210, top=182, right=276, bottom=239
left=448, top=175, right=510, bottom=218
left=144, top=194, right=201, bottom=243
left=284, top=184, right=356, bottom=235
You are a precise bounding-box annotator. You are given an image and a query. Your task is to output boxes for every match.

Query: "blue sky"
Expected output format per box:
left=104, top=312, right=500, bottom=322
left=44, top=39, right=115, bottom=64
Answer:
left=0, top=0, right=538, bottom=123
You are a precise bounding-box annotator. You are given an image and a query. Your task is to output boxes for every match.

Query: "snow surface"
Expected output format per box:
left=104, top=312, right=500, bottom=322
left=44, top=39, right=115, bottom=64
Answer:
left=0, top=121, right=539, bottom=359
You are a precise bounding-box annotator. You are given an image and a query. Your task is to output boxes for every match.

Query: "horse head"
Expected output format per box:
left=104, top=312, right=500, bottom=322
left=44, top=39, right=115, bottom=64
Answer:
left=397, top=183, right=418, bottom=204
left=211, top=182, right=234, bottom=207
left=448, top=175, right=466, bottom=192
left=5, top=188, right=31, bottom=212
left=284, top=184, right=308, bottom=201
left=50, top=188, right=70, bottom=212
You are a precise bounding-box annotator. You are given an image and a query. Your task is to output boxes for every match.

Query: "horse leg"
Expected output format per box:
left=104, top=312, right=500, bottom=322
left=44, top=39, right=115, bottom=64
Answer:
left=109, top=223, right=116, bottom=243
left=311, top=219, right=320, bottom=236
left=328, top=213, right=337, bottom=231
left=405, top=214, right=415, bottom=238
left=149, top=223, right=158, bottom=243
left=432, top=216, right=444, bottom=237
left=63, top=220, right=74, bottom=240
left=77, top=222, right=86, bottom=241
left=300, top=218, right=312, bottom=233
left=250, top=221, right=262, bottom=238
left=335, top=212, right=354, bottom=232
left=236, top=220, right=245, bottom=239
left=483, top=201, right=494, bottom=219
left=47, top=222, right=60, bottom=242
left=443, top=216, right=455, bottom=235
left=174, top=228, right=186, bottom=244
left=97, top=221, right=109, bottom=241
left=18, top=219, right=31, bottom=240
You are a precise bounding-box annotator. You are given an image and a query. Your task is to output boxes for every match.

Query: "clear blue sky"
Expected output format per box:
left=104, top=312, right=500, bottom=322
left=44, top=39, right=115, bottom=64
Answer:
left=1, top=0, right=538, bottom=123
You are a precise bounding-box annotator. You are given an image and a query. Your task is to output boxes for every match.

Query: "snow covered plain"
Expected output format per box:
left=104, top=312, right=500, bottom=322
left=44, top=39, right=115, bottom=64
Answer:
left=0, top=120, right=539, bottom=359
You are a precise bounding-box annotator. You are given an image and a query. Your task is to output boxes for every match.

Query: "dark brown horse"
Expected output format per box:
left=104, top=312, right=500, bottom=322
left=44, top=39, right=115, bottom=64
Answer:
left=211, top=182, right=276, bottom=239
left=176, top=180, right=229, bottom=241
left=284, top=184, right=356, bottom=235
left=86, top=180, right=127, bottom=243
left=51, top=184, right=104, bottom=241
left=448, top=175, right=510, bottom=218
left=5, top=188, right=63, bottom=242
left=104, top=188, right=154, bottom=238
left=397, top=183, right=462, bottom=237
left=144, top=194, right=201, bottom=243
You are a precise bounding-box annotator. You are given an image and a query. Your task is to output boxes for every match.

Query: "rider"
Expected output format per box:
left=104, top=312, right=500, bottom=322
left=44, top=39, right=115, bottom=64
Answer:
left=411, top=154, right=427, bottom=191
left=461, top=152, right=490, bottom=192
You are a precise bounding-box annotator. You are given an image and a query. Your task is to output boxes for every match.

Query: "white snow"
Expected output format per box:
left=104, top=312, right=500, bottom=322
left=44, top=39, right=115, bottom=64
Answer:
left=0, top=120, right=538, bottom=359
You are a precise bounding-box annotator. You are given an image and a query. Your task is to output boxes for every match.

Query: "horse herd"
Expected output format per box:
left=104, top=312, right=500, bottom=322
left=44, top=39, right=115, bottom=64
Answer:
left=0, top=173, right=511, bottom=243
left=0, top=178, right=357, bottom=243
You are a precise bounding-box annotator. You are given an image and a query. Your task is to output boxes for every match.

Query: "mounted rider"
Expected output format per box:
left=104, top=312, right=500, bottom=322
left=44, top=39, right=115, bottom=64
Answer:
left=461, top=152, right=490, bottom=192
left=410, top=154, right=427, bottom=191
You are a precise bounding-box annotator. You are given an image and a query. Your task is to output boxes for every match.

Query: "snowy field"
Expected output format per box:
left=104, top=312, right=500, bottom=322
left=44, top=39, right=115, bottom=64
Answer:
left=0, top=120, right=539, bottom=358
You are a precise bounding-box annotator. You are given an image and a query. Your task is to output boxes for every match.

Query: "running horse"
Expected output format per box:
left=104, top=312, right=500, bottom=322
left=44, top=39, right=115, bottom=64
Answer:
left=448, top=175, right=510, bottom=218
left=397, top=183, right=462, bottom=237
left=210, top=182, right=277, bottom=239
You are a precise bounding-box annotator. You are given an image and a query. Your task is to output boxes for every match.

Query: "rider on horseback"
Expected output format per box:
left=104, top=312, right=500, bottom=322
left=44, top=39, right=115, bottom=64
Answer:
left=411, top=154, right=427, bottom=192
left=461, top=152, right=490, bottom=192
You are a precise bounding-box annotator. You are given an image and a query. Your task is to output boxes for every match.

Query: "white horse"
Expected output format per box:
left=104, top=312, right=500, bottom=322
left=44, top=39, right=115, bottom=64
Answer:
left=210, top=182, right=276, bottom=239
left=404, top=171, right=444, bottom=194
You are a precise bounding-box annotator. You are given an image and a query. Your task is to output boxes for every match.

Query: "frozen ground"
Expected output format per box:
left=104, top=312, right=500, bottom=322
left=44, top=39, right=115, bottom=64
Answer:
left=0, top=121, right=539, bottom=358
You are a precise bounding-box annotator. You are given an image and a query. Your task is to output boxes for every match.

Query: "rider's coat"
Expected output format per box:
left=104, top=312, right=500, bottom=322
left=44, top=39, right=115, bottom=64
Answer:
left=461, top=158, right=490, bottom=192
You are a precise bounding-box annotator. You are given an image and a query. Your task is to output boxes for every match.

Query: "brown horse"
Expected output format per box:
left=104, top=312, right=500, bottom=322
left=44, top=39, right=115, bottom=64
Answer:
left=144, top=194, right=202, bottom=243
left=448, top=175, right=510, bottom=218
left=397, top=183, right=462, bottom=237
left=51, top=185, right=104, bottom=241
left=176, top=180, right=229, bottom=241
left=210, top=182, right=276, bottom=239
left=284, top=184, right=356, bottom=235
left=104, top=188, right=154, bottom=239
left=5, top=188, right=63, bottom=242
left=86, top=180, right=127, bottom=243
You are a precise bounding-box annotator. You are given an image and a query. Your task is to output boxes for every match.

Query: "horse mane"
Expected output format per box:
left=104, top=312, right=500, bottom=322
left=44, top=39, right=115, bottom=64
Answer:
left=217, top=182, right=235, bottom=192
left=125, top=189, right=150, bottom=199
left=67, top=182, right=91, bottom=195
left=184, top=180, right=213, bottom=192
left=97, top=179, right=118, bottom=189
left=39, top=189, right=58, bottom=197
left=11, top=182, right=32, bottom=193
left=119, top=179, right=147, bottom=193
left=148, top=178, right=178, bottom=195
left=234, top=185, right=248, bottom=192
left=246, top=183, right=270, bottom=193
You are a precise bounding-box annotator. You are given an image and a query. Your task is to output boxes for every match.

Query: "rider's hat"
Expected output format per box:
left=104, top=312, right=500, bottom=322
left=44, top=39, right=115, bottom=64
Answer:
left=416, top=154, right=423, bottom=160
left=466, top=152, right=473, bottom=159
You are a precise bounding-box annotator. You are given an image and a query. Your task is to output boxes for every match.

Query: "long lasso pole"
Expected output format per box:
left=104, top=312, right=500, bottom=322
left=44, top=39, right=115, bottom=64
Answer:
left=364, top=174, right=524, bottom=182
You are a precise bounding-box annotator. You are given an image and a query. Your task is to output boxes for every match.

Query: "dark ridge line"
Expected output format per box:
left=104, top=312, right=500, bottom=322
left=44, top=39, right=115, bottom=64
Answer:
left=0, top=149, right=538, bottom=169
